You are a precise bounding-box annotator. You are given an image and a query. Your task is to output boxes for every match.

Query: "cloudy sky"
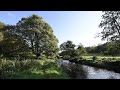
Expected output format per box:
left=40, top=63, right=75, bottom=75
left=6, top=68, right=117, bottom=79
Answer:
left=0, top=11, right=106, bottom=47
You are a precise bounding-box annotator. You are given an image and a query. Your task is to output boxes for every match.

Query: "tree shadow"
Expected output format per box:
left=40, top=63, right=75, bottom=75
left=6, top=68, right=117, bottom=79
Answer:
left=61, top=62, right=88, bottom=79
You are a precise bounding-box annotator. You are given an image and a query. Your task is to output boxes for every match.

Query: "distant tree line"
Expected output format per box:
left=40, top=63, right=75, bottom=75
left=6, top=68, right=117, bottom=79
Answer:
left=59, top=40, right=120, bottom=59
left=85, top=41, right=120, bottom=56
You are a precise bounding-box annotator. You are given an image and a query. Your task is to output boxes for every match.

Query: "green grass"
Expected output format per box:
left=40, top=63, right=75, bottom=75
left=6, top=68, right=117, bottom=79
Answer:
left=77, top=55, right=120, bottom=73
left=82, top=55, right=120, bottom=62
left=0, top=59, right=70, bottom=79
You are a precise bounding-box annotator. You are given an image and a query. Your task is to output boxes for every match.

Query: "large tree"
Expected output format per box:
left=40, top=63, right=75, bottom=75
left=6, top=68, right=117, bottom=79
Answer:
left=60, top=40, right=77, bottom=60
left=99, top=11, right=120, bottom=41
left=16, top=14, right=59, bottom=58
left=98, top=11, right=120, bottom=56
left=0, top=22, right=5, bottom=56
left=0, top=22, right=5, bottom=41
left=0, top=25, right=29, bottom=58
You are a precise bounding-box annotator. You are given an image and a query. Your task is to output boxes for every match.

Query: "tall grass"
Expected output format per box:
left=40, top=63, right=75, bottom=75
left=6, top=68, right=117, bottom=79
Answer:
left=0, top=59, right=69, bottom=79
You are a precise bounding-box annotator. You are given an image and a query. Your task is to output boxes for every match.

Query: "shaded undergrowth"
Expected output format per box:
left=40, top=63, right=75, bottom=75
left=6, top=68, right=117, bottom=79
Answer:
left=0, top=59, right=69, bottom=79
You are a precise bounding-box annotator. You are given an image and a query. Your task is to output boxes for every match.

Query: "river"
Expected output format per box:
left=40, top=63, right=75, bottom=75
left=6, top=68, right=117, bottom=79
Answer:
left=58, top=60, right=120, bottom=79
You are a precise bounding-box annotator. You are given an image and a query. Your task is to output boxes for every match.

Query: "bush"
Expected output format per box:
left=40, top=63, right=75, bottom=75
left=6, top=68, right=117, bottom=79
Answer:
left=112, top=58, right=115, bottom=60
left=0, top=59, right=42, bottom=78
left=92, top=56, right=97, bottom=61
left=102, top=58, right=106, bottom=61
left=79, top=56, right=83, bottom=60
left=39, top=54, right=47, bottom=60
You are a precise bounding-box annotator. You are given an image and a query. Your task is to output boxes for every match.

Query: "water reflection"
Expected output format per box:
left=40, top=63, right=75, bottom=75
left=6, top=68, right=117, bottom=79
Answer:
left=60, top=61, right=87, bottom=79
left=58, top=60, right=120, bottom=79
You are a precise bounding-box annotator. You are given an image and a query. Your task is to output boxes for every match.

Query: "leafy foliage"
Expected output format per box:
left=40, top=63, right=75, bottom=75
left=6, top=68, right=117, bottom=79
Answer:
left=92, top=56, right=98, bottom=61
left=60, top=40, right=77, bottom=60
left=60, top=41, right=86, bottom=60
left=0, top=59, right=69, bottom=79
left=99, top=11, right=120, bottom=41
left=0, top=15, right=59, bottom=59
left=15, top=15, right=59, bottom=58
left=85, top=41, right=120, bottom=56
left=76, top=43, right=86, bottom=55
left=0, top=25, right=29, bottom=58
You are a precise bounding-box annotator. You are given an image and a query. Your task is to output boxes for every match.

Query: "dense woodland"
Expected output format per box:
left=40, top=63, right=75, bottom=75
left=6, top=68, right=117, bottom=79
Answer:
left=1, top=11, right=120, bottom=79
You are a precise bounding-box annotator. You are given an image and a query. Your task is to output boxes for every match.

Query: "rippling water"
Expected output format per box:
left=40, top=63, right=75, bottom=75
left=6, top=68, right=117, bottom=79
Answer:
left=58, top=60, right=120, bottom=79
left=83, top=65, right=120, bottom=79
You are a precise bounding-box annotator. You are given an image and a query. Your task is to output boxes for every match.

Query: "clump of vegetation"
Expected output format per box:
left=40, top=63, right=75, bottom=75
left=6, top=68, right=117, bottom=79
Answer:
left=59, top=41, right=86, bottom=62
left=92, top=56, right=98, bottom=61
left=79, top=56, right=83, bottom=60
left=0, top=59, right=70, bottom=79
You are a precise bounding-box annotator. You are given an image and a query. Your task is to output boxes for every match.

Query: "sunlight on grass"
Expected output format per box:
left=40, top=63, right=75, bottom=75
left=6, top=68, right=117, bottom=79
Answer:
left=0, top=59, right=70, bottom=79
left=45, top=69, right=60, bottom=75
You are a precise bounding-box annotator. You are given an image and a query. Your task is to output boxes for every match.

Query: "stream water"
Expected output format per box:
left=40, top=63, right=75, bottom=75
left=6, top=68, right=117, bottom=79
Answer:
left=58, top=60, right=120, bottom=79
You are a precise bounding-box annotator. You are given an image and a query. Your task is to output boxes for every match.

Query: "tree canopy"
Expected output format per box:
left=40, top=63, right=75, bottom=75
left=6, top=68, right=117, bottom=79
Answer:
left=97, top=11, right=120, bottom=56
left=16, top=14, right=59, bottom=58
left=99, top=11, right=120, bottom=41
left=0, top=15, right=59, bottom=59
left=60, top=41, right=86, bottom=60
left=0, top=22, right=5, bottom=41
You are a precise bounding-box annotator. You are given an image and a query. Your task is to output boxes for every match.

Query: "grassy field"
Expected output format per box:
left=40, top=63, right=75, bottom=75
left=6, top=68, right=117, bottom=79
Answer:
left=82, top=55, right=120, bottom=62
left=0, top=59, right=70, bottom=79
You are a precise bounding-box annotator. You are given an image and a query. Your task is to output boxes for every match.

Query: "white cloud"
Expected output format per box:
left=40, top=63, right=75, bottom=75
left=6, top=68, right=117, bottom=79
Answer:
left=7, top=12, right=15, bottom=17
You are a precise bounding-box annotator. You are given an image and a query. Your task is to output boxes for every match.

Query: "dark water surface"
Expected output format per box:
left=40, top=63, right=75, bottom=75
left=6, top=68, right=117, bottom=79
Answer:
left=58, top=60, right=120, bottom=79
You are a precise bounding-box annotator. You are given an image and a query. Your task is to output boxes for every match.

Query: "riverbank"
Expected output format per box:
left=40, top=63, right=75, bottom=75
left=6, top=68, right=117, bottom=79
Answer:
left=69, top=59, right=120, bottom=73
left=0, top=59, right=70, bottom=79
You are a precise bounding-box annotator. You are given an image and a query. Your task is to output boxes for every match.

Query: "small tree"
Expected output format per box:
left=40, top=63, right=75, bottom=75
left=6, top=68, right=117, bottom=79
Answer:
left=60, top=40, right=76, bottom=60
left=76, top=43, right=86, bottom=56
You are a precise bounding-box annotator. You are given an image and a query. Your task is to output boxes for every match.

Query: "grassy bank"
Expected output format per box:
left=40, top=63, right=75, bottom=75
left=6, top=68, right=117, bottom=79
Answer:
left=69, top=55, right=120, bottom=73
left=0, top=59, right=70, bottom=79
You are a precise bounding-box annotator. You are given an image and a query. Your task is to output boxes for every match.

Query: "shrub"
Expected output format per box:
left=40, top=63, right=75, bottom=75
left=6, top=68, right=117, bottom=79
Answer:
left=112, top=58, right=115, bottom=60
left=79, top=56, right=83, bottom=60
left=39, top=54, right=47, bottom=60
left=0, top=59, right=42, bottom=78
left=92, top=56, right=97, bottom=61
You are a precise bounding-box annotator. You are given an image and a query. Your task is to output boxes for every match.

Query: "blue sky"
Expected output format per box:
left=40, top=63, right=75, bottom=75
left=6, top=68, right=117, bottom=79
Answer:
left=0, top=11, right=106, bottom=47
